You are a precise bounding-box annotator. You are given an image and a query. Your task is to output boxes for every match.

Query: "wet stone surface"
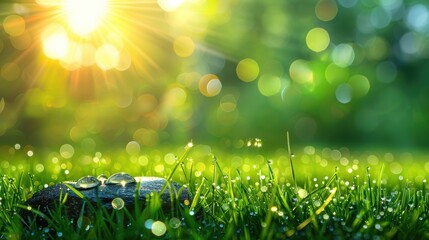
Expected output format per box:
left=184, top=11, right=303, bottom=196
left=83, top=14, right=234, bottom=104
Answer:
left=21, top=174, right=191, bottom=226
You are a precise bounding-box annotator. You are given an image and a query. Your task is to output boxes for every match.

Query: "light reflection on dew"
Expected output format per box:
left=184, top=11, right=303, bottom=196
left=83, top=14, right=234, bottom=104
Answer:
left=174, top=36, right=195, bottom=57
left=258, top=74, right=282, bottom=96
left=41, top=24, right=69, bottom=60
left=289, top=59, right=313, bottom=84
left=60, top=144, right=74, bottom=159
left=145, top=219, right=154, bottom=229
left=199, top=74, right=222, bottom=97
left=151, top=221, right=167, bottom=237
left=77, top=216, right=91, bottom=230
left=306, top=27, right=330, bottom=52
left=35, top=164, right=44, bottom=173
left=236, top=58, right=259, bottom=82
left=126, top=141, right=140, bottom=156
left=405, top=4, right=429, bottom=32
left=76, top=176, right=100, bottom=189
left=95, top=44, right=120, bottom=70
left=315, top=0, right=338, bottom=22
left=27, top=150, right=33, bottom=157
left=3, top=15, right=26, bottom=37
left=331, top=44, right=355, bottom=67
left=105, top=172, right=136, bottom=185
left=349, top=75, right=370, bottom=98
left=297, top=188, right=308, bottom=199
left=370, top=7, right=392, bottom=29
left=336, top=83, right=353, bottom=104
left=169, top=217, right=181, bottom=229
left=111, top=197, right=125, bottom=210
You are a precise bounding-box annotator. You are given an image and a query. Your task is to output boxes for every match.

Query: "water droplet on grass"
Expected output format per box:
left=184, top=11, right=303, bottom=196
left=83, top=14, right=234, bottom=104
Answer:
left=76, top=176, right=100, bottom=189
left=313, top=200, right=321, bottom=207
left=145, top=219, right=154, bottom=229
left=112, top=197, right=125, bottom=210
left=151, top=221, right=167, bottom=236
left=106, top=172, right=136, bottom=185
left=77, top=216, right=91, bottom=230
left=222, top=203, right=229, bottom=211
left=169, top=217, right=181, bottom=229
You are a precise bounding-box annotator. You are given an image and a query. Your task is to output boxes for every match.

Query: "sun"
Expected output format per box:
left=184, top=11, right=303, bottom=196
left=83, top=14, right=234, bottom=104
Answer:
left=63, top=0, right=108, bottom=36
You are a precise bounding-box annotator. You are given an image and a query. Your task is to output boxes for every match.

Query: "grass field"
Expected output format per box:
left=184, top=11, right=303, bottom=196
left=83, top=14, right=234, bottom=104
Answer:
left=0, top=140, right=428, bottom=239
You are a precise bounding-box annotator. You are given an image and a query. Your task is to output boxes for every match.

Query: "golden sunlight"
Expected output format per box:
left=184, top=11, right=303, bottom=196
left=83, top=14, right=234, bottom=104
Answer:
left=63, top=0, right=108, bottom=36
left=41, top=24, right=69, bottom=59
left=32, top=0, right=195, bottom=72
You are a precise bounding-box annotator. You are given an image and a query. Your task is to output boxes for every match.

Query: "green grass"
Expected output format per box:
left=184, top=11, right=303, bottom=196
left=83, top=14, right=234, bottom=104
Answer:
left=0, top=141, right=428, bottom=239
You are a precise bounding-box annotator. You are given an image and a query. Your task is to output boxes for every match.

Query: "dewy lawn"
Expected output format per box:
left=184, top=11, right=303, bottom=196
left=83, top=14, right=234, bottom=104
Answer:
left=0, top=141, right=428, bottom=239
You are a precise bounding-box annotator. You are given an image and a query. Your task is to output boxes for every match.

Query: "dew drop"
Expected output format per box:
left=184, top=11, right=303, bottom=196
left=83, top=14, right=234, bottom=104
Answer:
left=76, top=176, right=100, bottom=189
left=151, top=221, right=167, bottom=237
left=105, top=172, right=136, bottom=185
left=313, top=200, right=321, bottom=207
left=111, top=197, right=125, bottom=210
left=169, top=217, right=181, bottom=229
left=145, top=219, right=154, bottom=229
left=97, top=174, right=108, bottom=184
left=222, top=203, right=229, bottom=211
left=77, top=216, right=91, bottom=230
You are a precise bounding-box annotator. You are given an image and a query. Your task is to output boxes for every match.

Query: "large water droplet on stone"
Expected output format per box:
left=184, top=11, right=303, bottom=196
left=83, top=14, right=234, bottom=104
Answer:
left=97, top=174, right=108, bottom=184
left=111, top=197, right=125, bottom=210
left=105, top=172, right=136, bottom=186
left=76, top=176, right=100, bottom=189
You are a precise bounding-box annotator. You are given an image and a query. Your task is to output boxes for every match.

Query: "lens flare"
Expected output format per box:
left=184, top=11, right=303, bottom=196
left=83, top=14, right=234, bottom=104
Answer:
left=63, top=0, right=108, bottom=36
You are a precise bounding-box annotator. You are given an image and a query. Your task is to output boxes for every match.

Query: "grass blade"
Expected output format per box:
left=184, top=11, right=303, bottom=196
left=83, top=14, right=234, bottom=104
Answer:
left=287, top=187, right=337, bottom=237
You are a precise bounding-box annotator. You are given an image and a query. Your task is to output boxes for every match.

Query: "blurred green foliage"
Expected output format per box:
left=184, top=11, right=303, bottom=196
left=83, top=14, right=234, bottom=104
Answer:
left=0, top=0, right=429, bottom=150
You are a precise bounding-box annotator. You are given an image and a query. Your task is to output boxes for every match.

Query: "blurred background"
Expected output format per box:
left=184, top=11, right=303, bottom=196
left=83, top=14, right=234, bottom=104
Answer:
left=0, top=0, right=428, bottom=152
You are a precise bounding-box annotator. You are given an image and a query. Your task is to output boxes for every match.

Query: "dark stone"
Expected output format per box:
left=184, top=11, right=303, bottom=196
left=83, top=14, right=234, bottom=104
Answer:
left=21, top=177, right=191, bottom=227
